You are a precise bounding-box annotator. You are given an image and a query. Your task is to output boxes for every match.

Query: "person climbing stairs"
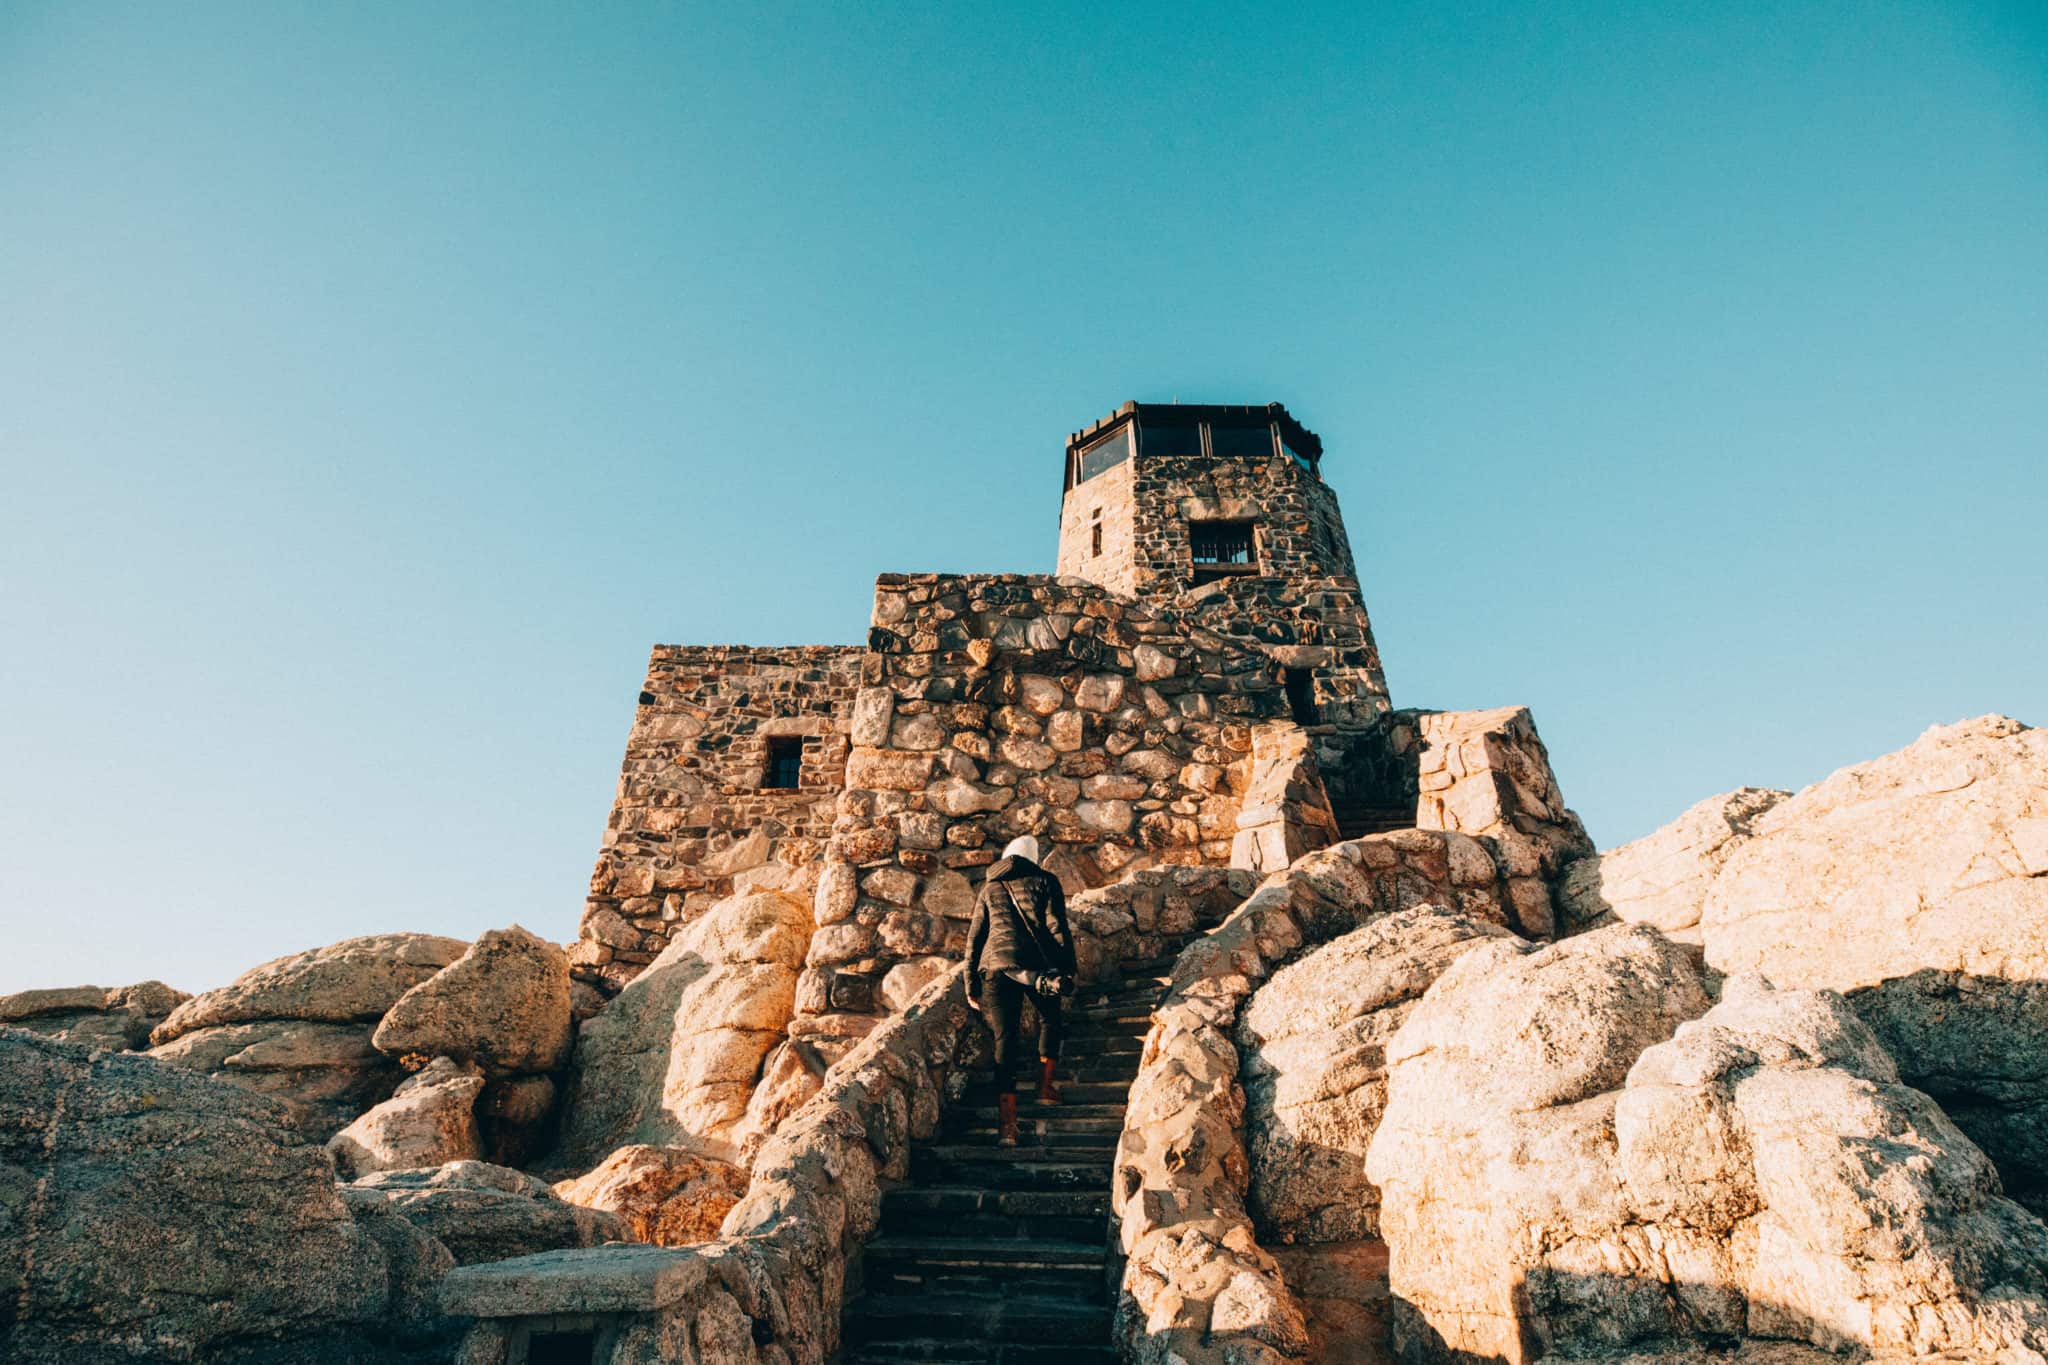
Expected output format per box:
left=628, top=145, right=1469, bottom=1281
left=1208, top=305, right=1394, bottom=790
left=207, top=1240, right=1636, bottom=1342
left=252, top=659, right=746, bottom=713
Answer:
left=833, top=955, right=1176, bottom=1364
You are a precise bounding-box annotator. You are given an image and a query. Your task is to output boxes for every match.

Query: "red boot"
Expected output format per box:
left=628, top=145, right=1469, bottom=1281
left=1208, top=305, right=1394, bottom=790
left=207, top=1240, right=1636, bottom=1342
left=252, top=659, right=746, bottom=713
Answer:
left=997, top=1091, right=1018, bottom=1147
left=1036, top=1056, right=1061, bottom=1106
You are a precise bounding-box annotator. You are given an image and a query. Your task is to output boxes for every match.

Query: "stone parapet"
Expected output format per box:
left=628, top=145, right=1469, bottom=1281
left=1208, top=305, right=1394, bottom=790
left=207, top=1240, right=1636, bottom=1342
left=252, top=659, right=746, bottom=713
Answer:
left=1401, top=704, right=1592, bottom=938
left=1230, top=722, right=1339, bottom=875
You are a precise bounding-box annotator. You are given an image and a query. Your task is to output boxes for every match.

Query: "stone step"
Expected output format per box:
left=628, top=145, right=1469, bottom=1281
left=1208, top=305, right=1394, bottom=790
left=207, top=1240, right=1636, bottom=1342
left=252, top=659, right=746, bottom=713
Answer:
left=1062, top=1032, right=1144, bottom=1053
left=1062, top=1016, right=1151, bottom=1034
left=964, top=1059, right=1140, bottom=1084
left=910, top=1145, right=1115, bottom=1189
left=946, top=1108, right=1125, bottom=1132
left=939, top=1122, right=1123, bottom=1149
left=881, top=1186, right=1108, bottom=1242
left=960, top=1080, right=1128, bottom=1106
left=951, top=1103, right=1126, bottom=1123
left=842, top=1291, right=1115, bottom=1352
left=860, top=1235, right=1108, bottom=1302
left=841, top=1344, right=1119, bottom=1365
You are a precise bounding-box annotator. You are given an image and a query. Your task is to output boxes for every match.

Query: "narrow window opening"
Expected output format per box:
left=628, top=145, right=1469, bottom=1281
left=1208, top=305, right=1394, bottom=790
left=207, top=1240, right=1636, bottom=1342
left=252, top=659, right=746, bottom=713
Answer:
left=1091, top=508, right=1103, bottom=557
left=763, top=736, right=803, bottom=790
left=1190, top=520, right=1257, bottom=583
left=526, top=1332, right=596, bottom=1365
left=1284, top=670, right=1319, bottom=727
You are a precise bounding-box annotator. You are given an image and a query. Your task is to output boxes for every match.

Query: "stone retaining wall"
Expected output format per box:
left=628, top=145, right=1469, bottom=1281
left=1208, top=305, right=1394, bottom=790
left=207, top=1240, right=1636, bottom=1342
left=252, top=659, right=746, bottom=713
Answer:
left=1112, top=832, right=1514, bottom=1365
left=574, top=645, right=862, bottom=993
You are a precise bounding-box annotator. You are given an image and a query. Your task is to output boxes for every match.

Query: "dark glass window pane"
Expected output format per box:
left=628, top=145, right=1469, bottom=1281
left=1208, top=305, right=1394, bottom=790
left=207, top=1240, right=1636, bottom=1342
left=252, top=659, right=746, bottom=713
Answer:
left=1209, top=422, right=1274, bottom=459
left=1077, top=429, right=1130, bottom=483
left=1281, top=435, right=1314, bottom=470
left=1190, top=521, right=1256, bottom=565
left=764, top=737, right=803, bottom=790
left=1139, top=422, right=1203, bottom=458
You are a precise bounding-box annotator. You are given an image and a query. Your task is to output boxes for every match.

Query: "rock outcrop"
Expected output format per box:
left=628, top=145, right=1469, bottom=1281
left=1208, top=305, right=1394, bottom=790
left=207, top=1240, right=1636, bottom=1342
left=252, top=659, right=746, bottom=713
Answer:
left=341, top=1160, right=626, bottom=1266
left=145, top=932, right=469, bottom=1141
left=1365, top=926, right=2048, bottom=1362
left=1576, top=718, right=2048, bottom=1212
left=0, top=1028, right=400, bottom=1361
left=1697, top=716, right=2048, bottom=1210
left=327, top=1055, right=487, bottom=1179
left=553, top=1143, right=751, bottom=1247
left=0, top=980, right=187, bottom=1051
left=561, top=888, right=812, bottom=1167
left=148, top=1017, right=404, bottom=1142
left=1236, top=905, right=1518, bottom=1243
left=1366, top=923, right=1712, bottom=1363
left=151, top=932, right=467, bottom=1043
left=372, top=924, right=573, bottom=1075
left=1558, top=786, right=1788, bottom=939
left=1115, top=833, right=1513, bottom=1365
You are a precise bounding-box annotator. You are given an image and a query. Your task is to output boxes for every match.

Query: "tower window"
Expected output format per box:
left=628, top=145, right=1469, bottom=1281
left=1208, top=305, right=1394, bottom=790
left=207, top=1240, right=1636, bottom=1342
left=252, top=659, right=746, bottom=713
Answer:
left=1138, top=421, right=1203, bottom=458
left=763, top=737, right=803, bottom=790
left=1209, top=421, right=1277, bottom=459
left=1190, top=520, right=1256, bottom=568
left=1091, top=507, right=1103, bottom=557
left=1076, top=428, right=1130, bottom=484
left=1284, top=669, right=1319, bottom=727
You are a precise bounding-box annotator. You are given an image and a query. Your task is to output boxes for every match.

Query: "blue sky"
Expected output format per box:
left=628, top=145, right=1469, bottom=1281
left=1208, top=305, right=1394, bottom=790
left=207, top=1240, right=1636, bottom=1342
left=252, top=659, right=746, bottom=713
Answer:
left=3, top=2, right=2044, bottom=994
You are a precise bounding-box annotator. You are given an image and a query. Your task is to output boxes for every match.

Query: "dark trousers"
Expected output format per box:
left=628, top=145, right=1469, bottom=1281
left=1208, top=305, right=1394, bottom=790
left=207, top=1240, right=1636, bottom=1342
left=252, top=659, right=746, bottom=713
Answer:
left=976, top=970, right=1064, bottom=1092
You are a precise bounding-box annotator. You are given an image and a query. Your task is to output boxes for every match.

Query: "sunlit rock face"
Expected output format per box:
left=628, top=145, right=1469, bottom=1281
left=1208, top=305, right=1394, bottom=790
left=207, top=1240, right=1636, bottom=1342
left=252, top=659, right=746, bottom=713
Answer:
left=1365, top=928, right=2048, bottom=1364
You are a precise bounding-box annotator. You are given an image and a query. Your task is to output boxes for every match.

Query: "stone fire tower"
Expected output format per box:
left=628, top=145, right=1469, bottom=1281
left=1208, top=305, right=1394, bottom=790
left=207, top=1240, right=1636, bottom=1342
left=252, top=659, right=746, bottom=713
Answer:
left=1057, top=401, right=1358, bottom=598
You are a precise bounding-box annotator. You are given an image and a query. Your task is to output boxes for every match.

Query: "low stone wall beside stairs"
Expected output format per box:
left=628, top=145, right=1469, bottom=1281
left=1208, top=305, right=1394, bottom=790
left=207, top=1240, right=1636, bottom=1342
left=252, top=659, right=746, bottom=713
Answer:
left=443, top=965, right=990, bottom=1365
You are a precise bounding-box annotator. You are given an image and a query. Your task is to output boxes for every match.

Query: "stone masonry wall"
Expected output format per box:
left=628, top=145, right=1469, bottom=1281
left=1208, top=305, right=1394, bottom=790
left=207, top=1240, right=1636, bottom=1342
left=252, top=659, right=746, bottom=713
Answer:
left=1057, top=454, right=1141, bottom=597
left=1059, top=441, right=1389, bottom=733
left=1063, top=448, right=1358, bottom=598
left=793, top=573, right=1309, bottom=1057
left=572, top=646, right=863, bottom=993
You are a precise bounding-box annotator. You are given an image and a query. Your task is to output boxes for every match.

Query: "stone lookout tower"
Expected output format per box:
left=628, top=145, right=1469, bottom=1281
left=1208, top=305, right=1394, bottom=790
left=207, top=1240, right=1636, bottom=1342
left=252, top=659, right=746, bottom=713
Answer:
left=1057, top=401, right=1356, bottom=597
left=1056, top=400, right=1388, bottom=745
left=572, top=398, right=1587, bottom=1022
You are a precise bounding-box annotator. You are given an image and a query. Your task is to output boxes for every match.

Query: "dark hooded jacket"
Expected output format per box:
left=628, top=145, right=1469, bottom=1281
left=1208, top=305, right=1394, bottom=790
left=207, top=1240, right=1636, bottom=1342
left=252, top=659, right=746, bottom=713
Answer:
left=966, top=855, right=1076, bottom=982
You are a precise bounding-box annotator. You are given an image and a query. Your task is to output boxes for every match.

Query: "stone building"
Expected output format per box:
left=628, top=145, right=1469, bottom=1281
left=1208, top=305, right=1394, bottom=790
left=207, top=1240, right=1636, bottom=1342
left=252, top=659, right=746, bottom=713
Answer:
left=569, top=403, right=1588, bottom=1052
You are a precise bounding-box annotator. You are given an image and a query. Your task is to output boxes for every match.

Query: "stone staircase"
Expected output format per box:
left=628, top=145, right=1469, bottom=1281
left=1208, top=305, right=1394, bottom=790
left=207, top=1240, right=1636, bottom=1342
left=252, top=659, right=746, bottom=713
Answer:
left=1329, top=798, right=1412, bottom=842
left=834, top=956, right=1174, bottom=1364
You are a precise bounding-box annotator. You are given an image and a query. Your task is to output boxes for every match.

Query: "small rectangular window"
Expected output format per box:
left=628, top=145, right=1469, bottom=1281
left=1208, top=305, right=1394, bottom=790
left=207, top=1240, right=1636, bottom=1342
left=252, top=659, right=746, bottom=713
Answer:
left=1091, top=522, right=1103, bottom=556
left=1138, top=422, right=1203, bottom=458
left=1190, top=521, right=1256, bottom=566
left=1209, top=421, right=1275, bottom=459
left=763, top=737, right=803, bottom=790
left=1077, top=428, right=1130, bottom=483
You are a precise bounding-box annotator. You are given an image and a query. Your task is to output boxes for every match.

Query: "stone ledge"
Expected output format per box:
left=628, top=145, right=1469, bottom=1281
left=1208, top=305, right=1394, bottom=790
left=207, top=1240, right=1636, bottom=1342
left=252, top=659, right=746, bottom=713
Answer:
left=438, top=1243, right=708, bottom=1318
